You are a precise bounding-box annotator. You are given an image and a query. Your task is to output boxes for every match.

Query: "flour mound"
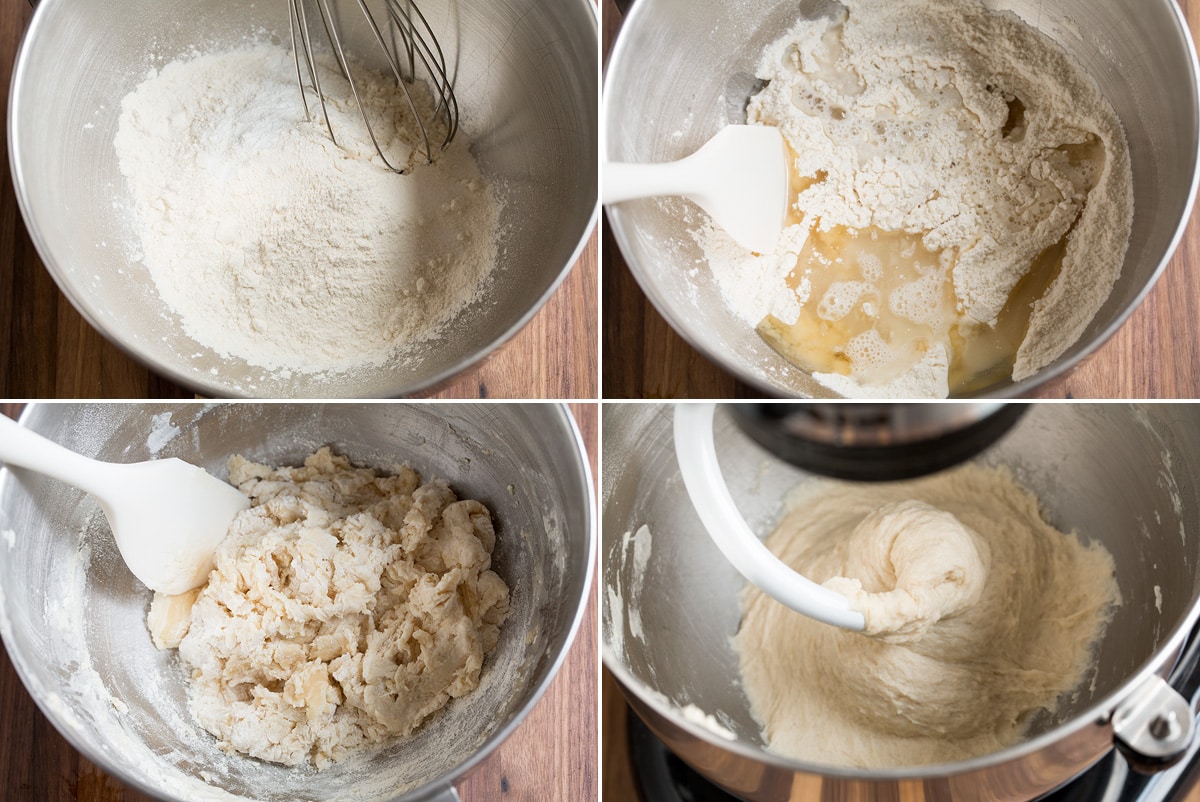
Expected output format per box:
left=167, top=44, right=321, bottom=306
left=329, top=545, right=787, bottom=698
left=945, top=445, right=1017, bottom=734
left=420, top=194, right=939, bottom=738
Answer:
left=115, top=44, right=502, bottom=375
left=148, top=448, right=511, bottom=769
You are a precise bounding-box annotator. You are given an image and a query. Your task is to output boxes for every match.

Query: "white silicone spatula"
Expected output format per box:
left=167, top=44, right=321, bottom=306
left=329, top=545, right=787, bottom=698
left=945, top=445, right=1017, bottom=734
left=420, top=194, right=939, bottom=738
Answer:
left=0, top=414, right=249, bottom=595
left=603, top=125, right=789, bottom=254
left=674, top=403, right=866, bottom=630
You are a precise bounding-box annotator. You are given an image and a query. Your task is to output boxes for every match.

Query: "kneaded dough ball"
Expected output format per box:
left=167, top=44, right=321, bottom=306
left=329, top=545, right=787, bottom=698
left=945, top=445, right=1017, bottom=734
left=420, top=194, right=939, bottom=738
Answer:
left=822, top=499, right=989, bottom=642
left=148, top=447, right=510, bottom=769
left=736, top=464, right=1119, bottom=768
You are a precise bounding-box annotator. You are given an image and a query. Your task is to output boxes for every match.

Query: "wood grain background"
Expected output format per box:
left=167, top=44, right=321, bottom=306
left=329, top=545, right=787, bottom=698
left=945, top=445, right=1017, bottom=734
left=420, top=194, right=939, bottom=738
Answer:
left=0, top=402, right=598, bottom=802
left=601, top=0, right=1200, bottom=400
left=0, top=3, right=597, bottom=400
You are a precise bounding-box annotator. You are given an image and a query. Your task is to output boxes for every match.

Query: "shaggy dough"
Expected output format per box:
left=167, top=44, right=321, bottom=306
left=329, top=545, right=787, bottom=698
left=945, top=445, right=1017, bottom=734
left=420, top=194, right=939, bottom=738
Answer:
left=736, top=464, right=1119, bottom=767
left=147, top=448, right=510, bottom=768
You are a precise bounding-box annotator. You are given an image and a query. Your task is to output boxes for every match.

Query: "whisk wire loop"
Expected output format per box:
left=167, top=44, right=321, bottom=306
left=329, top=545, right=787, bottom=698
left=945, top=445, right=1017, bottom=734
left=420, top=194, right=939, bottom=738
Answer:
left=383, top=0, right=459, bottom=146
left=352, top=0, right=434, bottom=171
left=287, top=0, right=458, bottom=174
left=317, top=0, right=411, bottom=173
left=289, top=0, right=338, bottom=146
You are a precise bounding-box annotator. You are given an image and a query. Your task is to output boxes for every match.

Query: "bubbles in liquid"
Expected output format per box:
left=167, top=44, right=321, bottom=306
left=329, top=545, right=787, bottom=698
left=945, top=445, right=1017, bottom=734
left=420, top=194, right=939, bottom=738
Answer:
left=818, top=280, right=872, bottom=321
left=889, top=268, right=946, bottom=327
left=758, top=217, right=1098, bottom=394
left=759, top=225, right=956, bottom=386
left=844, top=328, right=897, bottom=375
left=857, top=250, right=883, bottom=282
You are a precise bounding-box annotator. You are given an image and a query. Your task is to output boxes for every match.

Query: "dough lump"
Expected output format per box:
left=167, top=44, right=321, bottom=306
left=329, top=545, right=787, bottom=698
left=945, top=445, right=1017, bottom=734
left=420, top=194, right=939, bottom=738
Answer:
left=148, top=447, right=510, bottom=768
left=736, top=464, right=1119, bottom=767
left=822, top=500, right=989, bottom=642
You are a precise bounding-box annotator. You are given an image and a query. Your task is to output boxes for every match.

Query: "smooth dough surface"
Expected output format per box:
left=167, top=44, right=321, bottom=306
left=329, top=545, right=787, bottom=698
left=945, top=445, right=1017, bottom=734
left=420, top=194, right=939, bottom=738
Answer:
left=735, top=464, right=1119, bottom=767
left=148, top=447, right=510, bottom=768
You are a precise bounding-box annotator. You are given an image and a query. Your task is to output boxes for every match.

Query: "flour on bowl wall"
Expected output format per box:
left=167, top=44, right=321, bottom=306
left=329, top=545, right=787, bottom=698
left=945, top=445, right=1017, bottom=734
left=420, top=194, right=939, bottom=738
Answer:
left=604, top=524, right=655, bottom=668
left=38, top=516, right=257, bottom=802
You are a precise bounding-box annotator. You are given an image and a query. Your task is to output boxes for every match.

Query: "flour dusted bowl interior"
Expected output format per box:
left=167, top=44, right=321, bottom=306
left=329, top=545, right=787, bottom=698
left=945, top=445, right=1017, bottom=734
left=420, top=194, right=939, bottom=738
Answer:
left=604, top=0, right=1199, bottom=398
left=602, top=404, right=1200, bottom=799
left=0, top=404, right=593, bottom=801
left=10, top=0, right=598, bottom=397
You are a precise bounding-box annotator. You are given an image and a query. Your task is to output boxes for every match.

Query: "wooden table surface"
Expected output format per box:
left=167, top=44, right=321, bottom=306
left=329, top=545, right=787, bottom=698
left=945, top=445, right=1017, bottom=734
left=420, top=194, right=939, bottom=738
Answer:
left=0, top=3, right=597, bottom=400
left=0, top=402, right=598, bottom=802
left=601, top=0, right=1200, bottom=400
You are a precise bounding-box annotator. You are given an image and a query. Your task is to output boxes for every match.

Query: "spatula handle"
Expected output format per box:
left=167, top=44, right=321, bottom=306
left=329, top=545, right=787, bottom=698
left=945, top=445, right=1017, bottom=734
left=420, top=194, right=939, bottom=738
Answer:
left=0, top=414, right=116, bottom=500
left=602, top=159, right=707, bottom=205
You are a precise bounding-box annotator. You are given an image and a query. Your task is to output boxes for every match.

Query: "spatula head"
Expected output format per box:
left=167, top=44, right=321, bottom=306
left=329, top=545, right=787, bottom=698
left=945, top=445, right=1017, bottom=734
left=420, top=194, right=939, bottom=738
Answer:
left=688, top=125, right=789, bottom=253
left=104, top=459, right=250, bottom=595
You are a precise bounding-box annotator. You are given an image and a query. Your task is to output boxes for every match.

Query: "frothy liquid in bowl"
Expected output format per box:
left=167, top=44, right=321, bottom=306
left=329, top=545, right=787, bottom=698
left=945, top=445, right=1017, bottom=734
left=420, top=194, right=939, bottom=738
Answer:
left=702, top=0, right=1132, bottom=398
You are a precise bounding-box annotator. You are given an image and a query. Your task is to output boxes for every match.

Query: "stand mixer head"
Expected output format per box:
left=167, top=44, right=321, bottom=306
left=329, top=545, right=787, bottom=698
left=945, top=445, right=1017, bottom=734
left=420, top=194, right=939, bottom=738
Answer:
left=727, top=403, right=1028, bottom=481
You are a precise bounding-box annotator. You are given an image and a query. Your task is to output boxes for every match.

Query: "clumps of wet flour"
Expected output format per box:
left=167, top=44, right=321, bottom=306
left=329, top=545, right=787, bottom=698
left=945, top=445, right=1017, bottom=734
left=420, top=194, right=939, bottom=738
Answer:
left=702, top=0, right=1133, bottom=397
left=114, top=44, right=501, bottom=375
left=147, top=448, right=510, bottom=769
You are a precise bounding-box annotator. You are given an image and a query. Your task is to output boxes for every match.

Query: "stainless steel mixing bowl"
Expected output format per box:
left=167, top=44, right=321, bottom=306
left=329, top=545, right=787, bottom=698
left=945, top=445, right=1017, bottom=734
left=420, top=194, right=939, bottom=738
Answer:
left=9, top=0, right=598, bottom=398
left=0, top=403, right=595, bottom=802
left=604, top=0, right=1200, bottom=398
left=603, top=403, right=1200, bottom=800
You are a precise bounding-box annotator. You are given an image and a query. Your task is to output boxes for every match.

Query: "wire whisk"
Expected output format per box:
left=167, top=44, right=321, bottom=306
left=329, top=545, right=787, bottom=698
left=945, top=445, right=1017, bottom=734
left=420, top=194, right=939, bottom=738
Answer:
left=287, top=0, right=459, bottom=173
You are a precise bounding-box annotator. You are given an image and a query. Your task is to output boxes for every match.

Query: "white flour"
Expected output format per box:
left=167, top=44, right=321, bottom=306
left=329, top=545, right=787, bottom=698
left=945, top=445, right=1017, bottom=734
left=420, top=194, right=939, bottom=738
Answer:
left=115, top=44, right=501, bottom=376
left=701, top=0, right=1133, bottom=397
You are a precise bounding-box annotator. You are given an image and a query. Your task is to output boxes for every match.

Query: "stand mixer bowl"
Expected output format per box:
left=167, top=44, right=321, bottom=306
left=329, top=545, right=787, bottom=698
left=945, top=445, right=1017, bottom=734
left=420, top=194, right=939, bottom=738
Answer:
left=0, top=403, right=595, bottom=801
left=9, top=0, right=598, bottom=398
left=603, top=403, right=1200, bottom=801
left=604, top=0, right=1200, bottom=397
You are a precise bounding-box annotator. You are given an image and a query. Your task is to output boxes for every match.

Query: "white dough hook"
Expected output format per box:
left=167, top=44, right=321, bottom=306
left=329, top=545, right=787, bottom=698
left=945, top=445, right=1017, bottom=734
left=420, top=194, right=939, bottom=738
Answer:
left=673, top=402, right=866, bottom=631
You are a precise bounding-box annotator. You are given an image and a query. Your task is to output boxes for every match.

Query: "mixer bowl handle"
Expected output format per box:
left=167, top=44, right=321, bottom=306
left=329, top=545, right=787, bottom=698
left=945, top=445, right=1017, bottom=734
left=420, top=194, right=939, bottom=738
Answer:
left=1113, top=674, right=1195, bottom=769
left=1111, top=617, right=1200, bottom=777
